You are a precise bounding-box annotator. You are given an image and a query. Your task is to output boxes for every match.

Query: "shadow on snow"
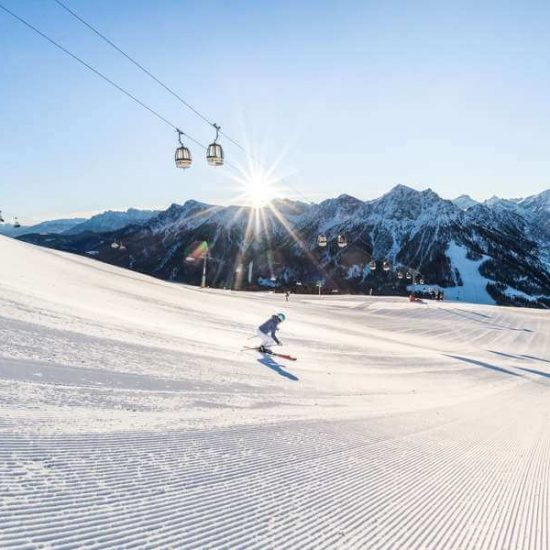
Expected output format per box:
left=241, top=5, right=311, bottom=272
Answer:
left=437, top=308, right=534, bottom=333
left=257, top=355, right=299, bottom=381
left=445, top=354, right=521, bottom=377
left=489, top=350, right=550, bottom=364
left=516, top=367, right=550, bottom=379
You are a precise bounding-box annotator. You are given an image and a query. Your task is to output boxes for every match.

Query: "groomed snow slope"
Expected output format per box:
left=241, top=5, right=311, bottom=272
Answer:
left=1, top=235, right=549, bottom=549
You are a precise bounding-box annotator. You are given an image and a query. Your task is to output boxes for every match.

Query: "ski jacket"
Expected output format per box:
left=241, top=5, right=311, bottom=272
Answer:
left=258, top=315, right=281, bottom=344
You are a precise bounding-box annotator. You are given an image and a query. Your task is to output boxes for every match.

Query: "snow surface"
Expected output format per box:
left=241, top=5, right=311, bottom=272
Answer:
left=1, top=235, right=549, bottom=548
left=407, top=242, right=496, bottom=306
left=443, top=242, right=496, bottom=305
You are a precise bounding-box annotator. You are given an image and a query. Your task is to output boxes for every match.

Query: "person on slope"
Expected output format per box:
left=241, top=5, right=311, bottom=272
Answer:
left=257, top=313, right=286, bottom=353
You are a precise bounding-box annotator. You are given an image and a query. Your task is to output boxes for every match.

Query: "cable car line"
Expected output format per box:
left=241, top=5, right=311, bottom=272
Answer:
left=0, top=2, right=207, bottom=151
left=2, top=1, right=310, bottom=201
left=53, top=0, right=246, bottom=153
left=52, top=0, right=312, bottom=200
left=53, top=0, right=215, bottom=130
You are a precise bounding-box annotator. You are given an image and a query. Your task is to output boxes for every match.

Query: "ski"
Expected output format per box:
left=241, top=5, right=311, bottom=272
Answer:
left=241, top=346, right=297, bottom=361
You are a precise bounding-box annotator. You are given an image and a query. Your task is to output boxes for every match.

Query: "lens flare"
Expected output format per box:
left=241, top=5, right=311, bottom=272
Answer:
left=241, top=168, right=279, bottom=208
left=185, top=240, right=208, bottom=263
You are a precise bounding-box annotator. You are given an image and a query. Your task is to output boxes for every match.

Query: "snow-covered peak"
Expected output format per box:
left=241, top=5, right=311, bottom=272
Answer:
left=519, top=189, right=550, bottom=214
left=388, top=183, right=417, bottom=194
left=310, top=194, right=369, bottom=231
left=269, top=198, right=312, bottom=220
left=371, top=184, right=456, bottom=221
left=65, top=208, right=160, bottom=235
left=147, top=201, right=213, bottom=234
left=483, top=195, right=519, bottom=209
left=316, top=194, right=367, bottom=215
left=452, top=194, right=479, bottom=210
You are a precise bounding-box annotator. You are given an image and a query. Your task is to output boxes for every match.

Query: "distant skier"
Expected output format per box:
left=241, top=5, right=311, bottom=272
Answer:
left=285, top=291, right=290, bottom=302
left=257, top=313, right=286, bottom=353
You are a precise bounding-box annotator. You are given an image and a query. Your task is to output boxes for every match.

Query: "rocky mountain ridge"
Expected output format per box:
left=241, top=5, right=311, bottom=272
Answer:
left=16, top=185, right=550, bottom=308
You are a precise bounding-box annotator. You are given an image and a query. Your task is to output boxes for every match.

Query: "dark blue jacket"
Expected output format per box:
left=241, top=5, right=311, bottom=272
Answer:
left=258, top=315, right=281, bottom=344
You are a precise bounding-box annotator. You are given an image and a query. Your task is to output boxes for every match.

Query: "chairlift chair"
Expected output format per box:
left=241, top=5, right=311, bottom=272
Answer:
left=397, top=271, right=403, bottom=279
left=383, top=260, right=390, bottom=271
left=0, top=211, right=4, bottom=223
left=175, top=130, right=192, bottom=169
left=13, top=217, right=20, bottom=229
left=405, top=271, right=412, bottom=280
left=206, top=124, right=224, bottom=166
left=337, top=234, right=347, bottom=248
left=111, top=241, right=120, bottom=249
left=369, top=260, right=377, bottom=270
left=317, top=234, right=328, bottom=247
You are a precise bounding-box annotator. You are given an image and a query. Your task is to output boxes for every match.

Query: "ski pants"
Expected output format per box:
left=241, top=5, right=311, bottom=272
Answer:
left=256, top=328, right=277, bottom=348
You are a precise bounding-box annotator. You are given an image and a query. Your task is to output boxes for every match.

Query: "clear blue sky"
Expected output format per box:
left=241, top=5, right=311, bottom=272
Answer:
left=1, top=0, right=550, bottom=223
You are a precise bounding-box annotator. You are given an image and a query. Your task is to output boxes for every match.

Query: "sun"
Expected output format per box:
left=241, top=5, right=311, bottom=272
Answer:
left=235, top=164, right=280, bottom=208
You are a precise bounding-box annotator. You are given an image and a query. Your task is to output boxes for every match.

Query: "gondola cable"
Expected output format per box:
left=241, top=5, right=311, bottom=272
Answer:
left=53, top=0, right=257, bottom=155
left=1, top=2, right=311, bottom=201
left=0, top=2, right=206, bottom=152
left=51, top=0, right=311, bottom=199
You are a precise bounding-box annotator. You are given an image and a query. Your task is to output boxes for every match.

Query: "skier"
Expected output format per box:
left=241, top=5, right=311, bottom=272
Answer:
left=285, top=290, right=290, bottom=302
left=257, top=313, right=286, bottom=353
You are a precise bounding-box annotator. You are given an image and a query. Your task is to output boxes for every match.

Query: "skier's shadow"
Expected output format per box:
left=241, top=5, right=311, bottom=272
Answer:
left=258, top=355, right=299, bottom=381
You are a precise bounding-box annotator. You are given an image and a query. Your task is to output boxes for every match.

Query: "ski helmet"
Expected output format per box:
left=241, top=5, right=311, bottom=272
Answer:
left=277, top=313, right=286, bottom=322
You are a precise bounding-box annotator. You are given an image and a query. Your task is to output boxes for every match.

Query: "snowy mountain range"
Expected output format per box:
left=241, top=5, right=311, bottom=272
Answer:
left=16, top=186, right=550, bottom=308
left=0, top=208, right=159, bottom=238
left=63, top=208, right=161, bottom=235
left=452, top=194, right=479, bottom=210
left=0, top=217, right=86, bottom=237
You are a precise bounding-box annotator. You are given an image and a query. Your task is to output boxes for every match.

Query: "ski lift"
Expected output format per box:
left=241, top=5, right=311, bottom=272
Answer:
left=317, top=234, right=328, bottom=247
left=337, top=234, right=347, bottom=248
left=397, top=271, right=403, bottom=279
left=369, top=260, right=376, bottom=270
left=406, top=271, right=412, bottom=280
left=175, top=129, right=192, bottom=169
left=119, top=243, right=126, bottom=251
left=206, top=123, right=224, bottom=166
left=13, top=217, right=20, bottom=229
left=383, top=260, right=390, bottom=271
left=111, top=241, right=120, bottom=249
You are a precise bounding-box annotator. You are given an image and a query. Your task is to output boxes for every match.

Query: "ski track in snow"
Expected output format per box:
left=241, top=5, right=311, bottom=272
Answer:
left=0, top=236, right=549, bottom=549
